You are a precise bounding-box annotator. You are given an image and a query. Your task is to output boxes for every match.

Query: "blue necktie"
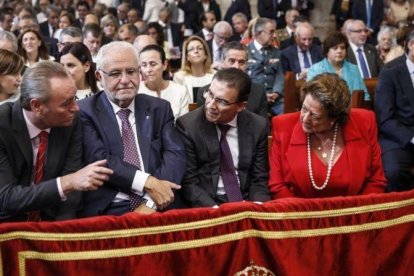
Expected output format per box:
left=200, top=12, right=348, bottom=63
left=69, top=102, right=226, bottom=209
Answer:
left=357, top=48, right=370, bottom=79
left=302, top=50, right=311, bottom=68
left=218, top=124, right=243, bottom=202
left=366, top=0, right=372, bottom=29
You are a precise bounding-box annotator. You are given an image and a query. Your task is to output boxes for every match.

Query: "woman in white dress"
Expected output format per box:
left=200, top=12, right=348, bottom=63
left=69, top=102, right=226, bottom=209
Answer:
left=139, top=44, right=189, bottom=119
left=58, top=42, right=99, bottom=100
left=173, top=35, right=215, bottom=103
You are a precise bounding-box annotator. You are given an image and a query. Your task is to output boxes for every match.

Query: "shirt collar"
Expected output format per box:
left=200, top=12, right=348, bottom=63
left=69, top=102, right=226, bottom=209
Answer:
left=22, top=109, right=50, bottom=139
left=218, top=114, right=238, bottom=128
left=349, top=42, right=361, bottom=52
left=253, top=39, right=263, bottom=51
left=406, top=57, right=414, bottom=74
left=107, top=96, right=136, bottom=116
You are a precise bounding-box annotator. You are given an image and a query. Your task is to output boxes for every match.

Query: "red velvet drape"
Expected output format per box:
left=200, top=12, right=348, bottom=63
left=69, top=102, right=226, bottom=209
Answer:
left=1, top=191, right=414, bottom=275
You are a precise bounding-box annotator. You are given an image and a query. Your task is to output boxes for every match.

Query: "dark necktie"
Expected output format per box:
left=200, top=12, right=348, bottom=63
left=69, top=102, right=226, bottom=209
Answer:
left=302, top=50, right=311, bottom=68
left=28, top=131, right=48, bottom=221
left=117, top=109, right=144, bottom=210
left=357, top=48, right=370, bottom=78
left=218, top=124, right=243, bottom=202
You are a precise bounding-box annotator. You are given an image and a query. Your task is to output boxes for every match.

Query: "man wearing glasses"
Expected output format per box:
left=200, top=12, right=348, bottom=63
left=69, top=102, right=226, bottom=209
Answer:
left=176, top=68, right=271, bottom=207
left=78, top=41, right=186, bottom=216
left=345, top=19, right=382, bottom=79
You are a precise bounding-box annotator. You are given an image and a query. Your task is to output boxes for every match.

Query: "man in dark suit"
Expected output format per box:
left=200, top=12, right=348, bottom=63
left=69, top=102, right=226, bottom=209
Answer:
left=352, top=0, right=383, bottom=44
left=176, top=68, right=271, bottom=207
left=186, top=0, right=221, bottom=34
left=197, top=41, right=267, bottom=118
left=281, top=22, right=322, bottom=79
left=375, top=30, right=414, bottom=192
left=194, top=11, right=217, bottom=42
left=78, top=41, right=186, bottom=216
left=0, top=62, right=112, bottom=222
left=345, top=19, right=383, bottom=78
left=229, top=12, right=248, bottom=42
left=207, top=21, right=233, bottom=69
left=38, top=6, right=59, bottom=38
left=279, top=16, right=321, bottom=50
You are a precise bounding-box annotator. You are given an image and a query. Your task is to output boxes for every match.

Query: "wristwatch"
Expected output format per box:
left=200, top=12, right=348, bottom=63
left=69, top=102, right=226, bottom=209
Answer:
left=144, top=199, right=157, bottom=210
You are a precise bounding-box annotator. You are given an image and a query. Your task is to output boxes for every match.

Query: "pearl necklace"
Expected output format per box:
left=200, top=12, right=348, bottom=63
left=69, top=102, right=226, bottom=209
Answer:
left=307, top=123, right=339, bottom=190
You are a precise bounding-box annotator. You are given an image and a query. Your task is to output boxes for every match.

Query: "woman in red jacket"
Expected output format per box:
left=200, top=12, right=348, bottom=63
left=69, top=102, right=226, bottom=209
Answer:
left=269, top=73, right=386, bottom=199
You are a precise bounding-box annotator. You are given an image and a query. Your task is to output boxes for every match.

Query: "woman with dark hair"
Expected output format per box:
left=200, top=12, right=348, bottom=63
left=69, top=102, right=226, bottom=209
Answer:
left=147, top=22, right=170, bottom=60
left=53, top=12, right=76, bottom=40
left=0, top=49, right=23, bottom=104
left=18, top=29, right=53, bottom=67
left=307, top=31, right=368, bottom=100
left=58, top=42, right=98, bottom=100
left=138, top=44, right=189, bottom=119
left=269, top=73, right=386, bottom=199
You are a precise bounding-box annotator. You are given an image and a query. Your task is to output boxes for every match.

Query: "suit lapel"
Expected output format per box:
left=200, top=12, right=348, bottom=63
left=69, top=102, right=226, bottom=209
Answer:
left=200, top=110, right=220, bottom=188
left=397, top=64, right=414, bottom=110
left=285, top=119, right=314, bottom=197
left=342, top=116, right=368, bottom=195
left=293, top=48, right=301, bottom=73
left=97, top=93, right=124, bottom=158
left=11, top=102, right=33, bottom=171
left=237, top=111, right=252, bottom=190
left=134, top=97, right=152, bottom=169
left=364, top=46, right=375, bottom=75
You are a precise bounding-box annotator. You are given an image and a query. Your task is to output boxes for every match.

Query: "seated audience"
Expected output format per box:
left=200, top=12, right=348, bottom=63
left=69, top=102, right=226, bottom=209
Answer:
left=173, top=35, right=215, bottom=103
left=58, top=42, right=98, bottom=100
left=307, top=31, right=369, bottom=100
left=0, top=61, right=112, bottom=222
left=138, top=44, right=189, bottom=119
left=78, top=41, right=186, bottom=216
left=176, top=68, right=271, bottom=207
left=100, top=13, right=119, bottom=41
left=0, top=49, right=23, bottom=104
left=269, top=73, right=386, bottom=199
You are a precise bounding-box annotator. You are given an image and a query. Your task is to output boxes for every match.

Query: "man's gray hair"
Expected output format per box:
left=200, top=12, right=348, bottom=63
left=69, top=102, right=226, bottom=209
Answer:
left=253, top=18, right=275, bottom=37
left=213, top=21, right=233, bottom=34
left=96, top=41, right=138, bottom=70
left=20, top=61, right=69, bottom=110
left=0, top=30, right=17, bottom=52
left=59, top=26, right=83, bottom=42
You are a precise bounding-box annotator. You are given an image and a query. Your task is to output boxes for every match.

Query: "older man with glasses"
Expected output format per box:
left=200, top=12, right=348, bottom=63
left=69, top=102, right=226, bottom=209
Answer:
left=345, top=19, right=383, bottom=79
left=78, top=41, right=187, bottom=217
left=176, top=68, right=271, bottom=207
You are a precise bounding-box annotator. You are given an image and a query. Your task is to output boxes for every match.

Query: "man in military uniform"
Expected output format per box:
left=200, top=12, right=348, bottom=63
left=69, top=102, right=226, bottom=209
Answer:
left=247, top=18, right=284, bottom=115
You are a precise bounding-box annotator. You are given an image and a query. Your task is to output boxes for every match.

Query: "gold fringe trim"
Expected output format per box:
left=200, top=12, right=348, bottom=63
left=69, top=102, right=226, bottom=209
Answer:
left=2, top=197, right=414, bottom=243
left=17, top=213, right=414, bottom=276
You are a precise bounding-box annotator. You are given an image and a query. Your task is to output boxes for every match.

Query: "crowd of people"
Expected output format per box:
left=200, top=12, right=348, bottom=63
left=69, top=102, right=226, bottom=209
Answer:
left=0, top=0, right=413, bottom=222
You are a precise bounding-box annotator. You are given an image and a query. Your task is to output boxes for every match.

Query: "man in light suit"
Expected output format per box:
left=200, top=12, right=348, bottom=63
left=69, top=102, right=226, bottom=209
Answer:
left=0, top=61, right=112, bottom=222
left=176, top=68, right=270, bottom=207
left=345, top=19, right=383, bottom=78
left=247, top=17, right=284, bottom=115
left=78, top=41, right=186, bottom=216
left=375, top=30, right=414, bottom=192
left=281, top=22, right=322, bottom=79
left=197, top=41, right=268, bottom=118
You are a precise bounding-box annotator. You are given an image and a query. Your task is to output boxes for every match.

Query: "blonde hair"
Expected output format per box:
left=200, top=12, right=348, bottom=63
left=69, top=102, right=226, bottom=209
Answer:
left=181, top=36, right=213, bottom=74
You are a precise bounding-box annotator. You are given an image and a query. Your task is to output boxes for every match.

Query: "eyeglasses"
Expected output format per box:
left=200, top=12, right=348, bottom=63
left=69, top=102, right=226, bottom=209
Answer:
left=99, top=68, right=139, bottom=80
left=349, top=29, right=369, bottom=33
left=215, top=33, right=231, bottom=41
left=262, top=30, right=276, bottom=35
left=204, top=90, right=239, bottom=107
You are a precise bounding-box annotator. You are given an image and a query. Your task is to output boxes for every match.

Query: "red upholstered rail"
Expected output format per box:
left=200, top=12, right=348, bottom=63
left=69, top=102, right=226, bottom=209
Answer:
left=1, top=190, right=414, bottom=275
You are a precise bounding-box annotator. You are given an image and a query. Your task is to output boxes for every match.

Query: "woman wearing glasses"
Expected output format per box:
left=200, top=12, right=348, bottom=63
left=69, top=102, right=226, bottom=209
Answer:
left=173, top=36, right=215, bottom=103
left=58, top=42, right=98, bottom=100
left=269, top=73, right=386, bottom=199
left=139, top=44, right=189, bottom=120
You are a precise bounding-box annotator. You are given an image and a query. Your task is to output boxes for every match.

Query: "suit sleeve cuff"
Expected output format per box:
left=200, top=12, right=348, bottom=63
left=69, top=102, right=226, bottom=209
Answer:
left=131, top=171, right=150, bottom=193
